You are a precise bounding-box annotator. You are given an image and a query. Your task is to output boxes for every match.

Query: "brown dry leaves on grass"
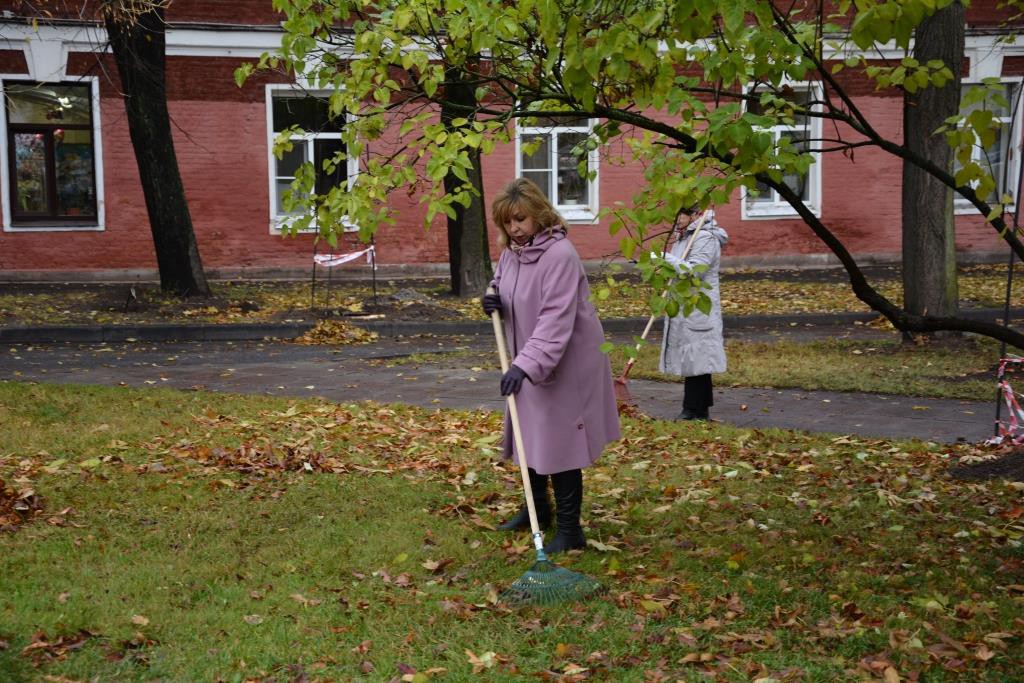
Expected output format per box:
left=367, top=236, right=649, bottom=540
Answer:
left=2, top=264, right=1022, bottom=329
left=6, top=398, right=1024, bottom=679
left=129, top=403, right=1024, bottom=677
left=0, top=281, right=479, bottom=327
left=20, top=629, right=98, bottom=665
left=593, top=265, right=1024, bottom=319
left=147, top=404, right=492, bottom=506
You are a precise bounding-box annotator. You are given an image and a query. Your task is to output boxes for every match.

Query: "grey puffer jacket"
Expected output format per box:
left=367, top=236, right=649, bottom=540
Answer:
left=659, top=214, right=729, bottom=377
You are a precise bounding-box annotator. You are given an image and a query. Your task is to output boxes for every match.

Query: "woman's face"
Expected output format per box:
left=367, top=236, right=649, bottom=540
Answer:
left=507, top=206, right=541, bottom=245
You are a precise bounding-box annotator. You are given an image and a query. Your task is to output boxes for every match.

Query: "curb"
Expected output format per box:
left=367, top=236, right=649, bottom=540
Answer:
left=2, top=308, right=1022, bottom=344
left=0, top=322, right=315, bottom=344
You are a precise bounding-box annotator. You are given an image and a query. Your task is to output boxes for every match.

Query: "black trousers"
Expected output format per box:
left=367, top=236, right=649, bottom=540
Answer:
left=683, top=373, right=714, bottom=410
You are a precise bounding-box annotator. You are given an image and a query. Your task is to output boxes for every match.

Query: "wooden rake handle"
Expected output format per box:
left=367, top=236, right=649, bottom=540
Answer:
left=618, top=209, right=712, bottom=382
left=487, top=287, right=546, bottom=555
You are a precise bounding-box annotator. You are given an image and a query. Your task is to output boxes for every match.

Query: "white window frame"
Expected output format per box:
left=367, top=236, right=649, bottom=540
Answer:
left=0, top=75, right=105, bottom=232
left=515, top=116, right=599, bottom=224
left=265, top=84, right=359, bottom=234
left=954, top=78, right=1023, bottom=215
left=741, top=81, right=823, bottom=220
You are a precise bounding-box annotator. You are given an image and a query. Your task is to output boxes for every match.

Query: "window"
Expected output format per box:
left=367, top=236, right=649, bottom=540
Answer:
left=267, top=88, right=357, bottom=232
left=516, top=116, right=598, bottom=223
left=955, top=82, right=1021, bottom=213
left=741, top=83, right=822, bottom=219
left=3, top=81, right=99, bottom=228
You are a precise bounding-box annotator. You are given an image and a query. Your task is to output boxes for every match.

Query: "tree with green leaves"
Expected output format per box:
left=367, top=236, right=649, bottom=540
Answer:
left=242, top=6, right=492, bottom=297
left=254, top=0, right=1024, bottom=348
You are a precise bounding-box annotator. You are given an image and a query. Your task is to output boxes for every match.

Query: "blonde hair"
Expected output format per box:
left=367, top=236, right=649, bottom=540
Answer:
left=491, top=178, right=566, bottom=248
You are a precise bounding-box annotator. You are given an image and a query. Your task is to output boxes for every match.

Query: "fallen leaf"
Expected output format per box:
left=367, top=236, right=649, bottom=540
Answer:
left=290, top=593, right=322, bottom=607
left=465, top=649, right=497, bottom=673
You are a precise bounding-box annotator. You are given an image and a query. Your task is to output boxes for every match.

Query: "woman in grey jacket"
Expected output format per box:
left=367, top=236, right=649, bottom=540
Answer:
left=659, top=210, right=729, bottom=420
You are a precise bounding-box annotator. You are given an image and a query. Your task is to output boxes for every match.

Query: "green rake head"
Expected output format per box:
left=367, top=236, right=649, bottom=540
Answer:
left=500, top=559, right=606, bottom=607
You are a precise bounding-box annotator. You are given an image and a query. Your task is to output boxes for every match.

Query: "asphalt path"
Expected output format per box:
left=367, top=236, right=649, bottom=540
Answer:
left=0, top=324, right=996, bottom=444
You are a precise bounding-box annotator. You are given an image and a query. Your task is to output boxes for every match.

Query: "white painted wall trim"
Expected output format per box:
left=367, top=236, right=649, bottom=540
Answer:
left=2, top=22, right=1016, bottom=69
left=0, top=22, right=352, bottom=61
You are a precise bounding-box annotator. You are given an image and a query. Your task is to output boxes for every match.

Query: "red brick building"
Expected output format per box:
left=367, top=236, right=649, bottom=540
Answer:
left=0, top=1, right=1022, bottom=280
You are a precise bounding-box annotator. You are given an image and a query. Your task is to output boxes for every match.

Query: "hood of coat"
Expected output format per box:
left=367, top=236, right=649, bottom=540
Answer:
left=684, top=216, right=729, bottom=248
left=510, top=226, right=567, bottom=263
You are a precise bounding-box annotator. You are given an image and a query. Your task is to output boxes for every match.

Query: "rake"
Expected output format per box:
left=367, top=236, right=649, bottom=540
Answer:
left=614, top=209, right=712, bottom=409
left=487, top=287, right=605, bottom=606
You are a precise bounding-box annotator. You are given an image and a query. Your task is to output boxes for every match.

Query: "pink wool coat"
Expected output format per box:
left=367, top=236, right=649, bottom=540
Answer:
left=490, top=229, right=621, bottom=475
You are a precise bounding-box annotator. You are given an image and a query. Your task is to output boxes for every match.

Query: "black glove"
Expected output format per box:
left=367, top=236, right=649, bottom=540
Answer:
left=500, top=365, right=529, bottom=396
left=482, top=293, right=503, bottom=316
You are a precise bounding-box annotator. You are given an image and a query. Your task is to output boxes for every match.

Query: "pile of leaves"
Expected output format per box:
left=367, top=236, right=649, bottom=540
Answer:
left=153, top=404, right=488, bottom=495
left=0, top=475, right=43, bottom=532
left=949, top=443, right=1024, bottom=482
left=293, top=319, right=380, bottom=345
left=20, top=630, right=97, bottom=666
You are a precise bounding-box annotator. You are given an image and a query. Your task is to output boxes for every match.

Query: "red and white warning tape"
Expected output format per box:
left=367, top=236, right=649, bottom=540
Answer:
left=313, top=245, right=375, bottom=268
left=990, top=357, right=1024, bottom=445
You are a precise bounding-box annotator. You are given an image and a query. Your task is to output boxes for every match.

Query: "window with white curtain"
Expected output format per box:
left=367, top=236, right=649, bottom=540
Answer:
left=955, top=81, right=1022, bottom=213
left=516, top=116, right=598, bottom=223
left=741, top=83, right=822, bottom=219
left=267, top=87, right=358, bottom=232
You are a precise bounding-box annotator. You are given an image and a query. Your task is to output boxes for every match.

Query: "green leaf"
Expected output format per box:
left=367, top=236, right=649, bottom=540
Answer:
left=234, top=62, right=254, bottom=88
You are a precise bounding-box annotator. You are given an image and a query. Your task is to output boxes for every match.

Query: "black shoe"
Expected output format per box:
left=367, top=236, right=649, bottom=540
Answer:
left=543, top=527, right=587, bottom=554
left=543, top=469, right=587, bottom=555
left=677, top=407, right=709, bottom=421
left=497, top=468, right=551, bottom=531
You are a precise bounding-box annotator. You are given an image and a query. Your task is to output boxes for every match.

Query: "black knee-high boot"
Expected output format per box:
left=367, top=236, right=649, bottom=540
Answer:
left=543, top=469, right=586, bottom=554
left=678, top=374, right=712, bottom=420
left=497, top=468, right=552, bottom=531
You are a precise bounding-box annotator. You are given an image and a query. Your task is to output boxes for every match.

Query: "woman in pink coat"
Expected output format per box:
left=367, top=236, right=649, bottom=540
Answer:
left=481, top=178, right=621, bottom=554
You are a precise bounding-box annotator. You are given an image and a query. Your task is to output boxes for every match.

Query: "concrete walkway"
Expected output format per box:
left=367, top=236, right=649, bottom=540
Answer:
left=0, top=328, right=997, bottom=444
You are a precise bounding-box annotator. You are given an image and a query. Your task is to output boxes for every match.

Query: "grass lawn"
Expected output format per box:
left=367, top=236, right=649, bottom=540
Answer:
left=617, top=335, right=1004, bottom=402
left=1, top=382, right=1022, bottom=681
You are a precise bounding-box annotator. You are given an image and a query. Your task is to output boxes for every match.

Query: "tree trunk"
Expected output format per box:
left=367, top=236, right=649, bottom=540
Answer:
left=441, top=67, right=492, bottom=298
left=105, top=6, right=210, bottom=296
left=901, top=2, right=964, bottom=320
